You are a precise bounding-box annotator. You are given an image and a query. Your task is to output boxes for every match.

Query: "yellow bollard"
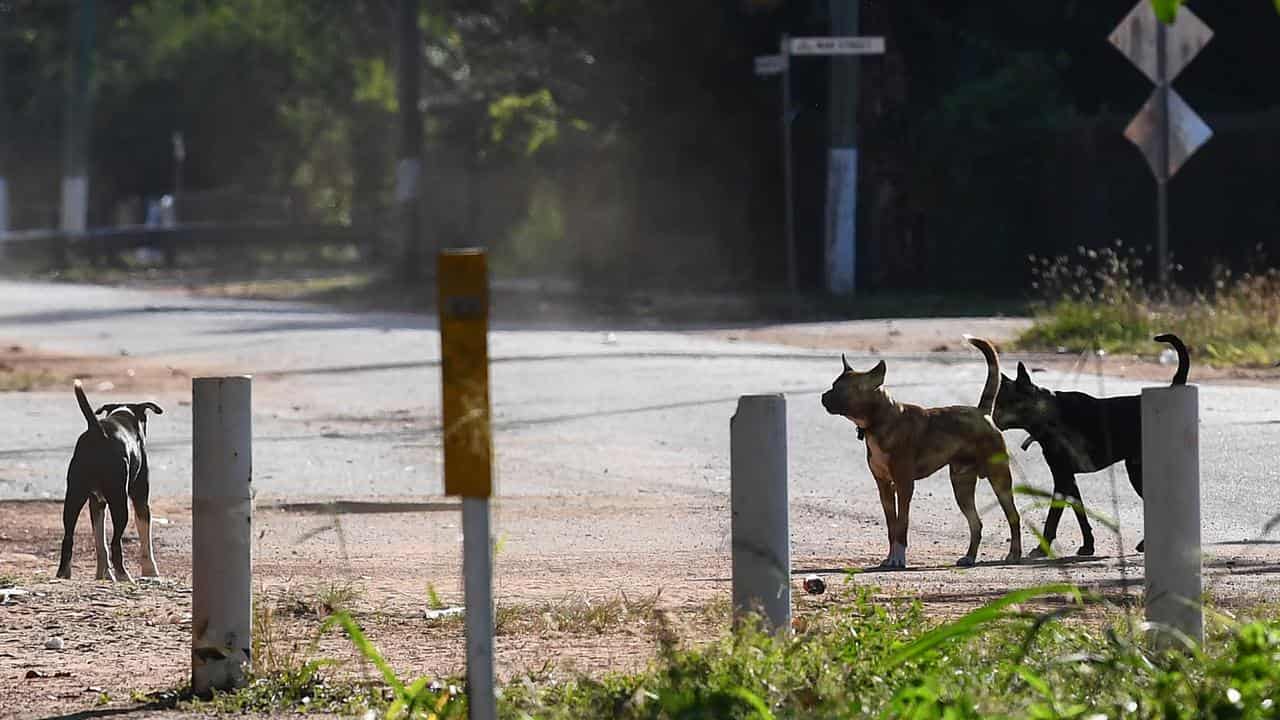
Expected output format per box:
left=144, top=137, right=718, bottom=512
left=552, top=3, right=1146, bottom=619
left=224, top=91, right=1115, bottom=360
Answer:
left=437, top=248, right=495, bottom=720
left=438, top=248, right=492, bottom=498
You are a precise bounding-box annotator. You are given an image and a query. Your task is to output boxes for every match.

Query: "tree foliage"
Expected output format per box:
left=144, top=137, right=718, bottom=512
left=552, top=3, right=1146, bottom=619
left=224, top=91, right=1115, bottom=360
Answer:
left=2, top=1, right=1278, bottom=288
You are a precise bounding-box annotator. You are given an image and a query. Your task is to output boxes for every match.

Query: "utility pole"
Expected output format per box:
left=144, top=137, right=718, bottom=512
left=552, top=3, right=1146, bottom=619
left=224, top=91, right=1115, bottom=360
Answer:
left=780, top=34, right=796, bottom=294
left=61, top=0, right=94, bottom=236
left=172, top=131, right=185, bottom=223
left=397, top=0, right=424, bottom=282
left=0, top=0, right=10, bottom=235
left=824, top=0, right=860, bottom=295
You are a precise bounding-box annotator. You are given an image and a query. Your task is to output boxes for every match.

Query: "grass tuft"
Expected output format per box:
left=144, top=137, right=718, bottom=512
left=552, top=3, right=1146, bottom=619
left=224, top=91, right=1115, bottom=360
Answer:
left=495, top=591, right=663, bottom=637
left=1018, top=242, right=1280, bottom=366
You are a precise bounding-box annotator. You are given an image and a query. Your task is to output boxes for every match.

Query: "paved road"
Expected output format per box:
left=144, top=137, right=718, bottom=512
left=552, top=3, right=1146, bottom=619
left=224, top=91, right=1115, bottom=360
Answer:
left=1, top=280, right=1277, bottom=546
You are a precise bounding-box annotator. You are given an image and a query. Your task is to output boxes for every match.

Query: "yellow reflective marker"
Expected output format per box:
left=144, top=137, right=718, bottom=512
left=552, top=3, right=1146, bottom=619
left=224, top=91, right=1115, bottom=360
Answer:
left=438, top=248, right=492, bottom=498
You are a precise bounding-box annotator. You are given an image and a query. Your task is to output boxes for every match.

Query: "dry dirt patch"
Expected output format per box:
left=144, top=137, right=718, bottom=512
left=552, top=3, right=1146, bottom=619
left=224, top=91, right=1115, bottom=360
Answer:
left=3, top=495, right=1280, bottom=718
left=0, top=343, right=201, bottom=395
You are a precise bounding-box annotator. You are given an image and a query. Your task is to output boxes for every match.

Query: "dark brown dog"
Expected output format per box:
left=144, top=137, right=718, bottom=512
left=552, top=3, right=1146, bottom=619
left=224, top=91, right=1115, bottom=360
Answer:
left=821, top=337, right=1022, bottom=568
left=56, top=380, right=163, bottom=581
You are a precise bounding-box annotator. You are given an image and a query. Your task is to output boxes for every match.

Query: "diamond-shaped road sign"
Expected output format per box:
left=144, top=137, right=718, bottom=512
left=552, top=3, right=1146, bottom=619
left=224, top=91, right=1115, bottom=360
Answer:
left=1110, top=0, right=1213, bottom=181
left=1124, top=88, right=1213, bottom=179
left=1109, top=2, right=1212, bottom=85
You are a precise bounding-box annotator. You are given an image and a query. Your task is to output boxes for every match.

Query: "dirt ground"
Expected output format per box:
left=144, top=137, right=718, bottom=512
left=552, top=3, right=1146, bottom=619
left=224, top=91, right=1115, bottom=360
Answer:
left=4, top=494, right=1280, bottom=720
left=4, top=323, right=1280, bottom=719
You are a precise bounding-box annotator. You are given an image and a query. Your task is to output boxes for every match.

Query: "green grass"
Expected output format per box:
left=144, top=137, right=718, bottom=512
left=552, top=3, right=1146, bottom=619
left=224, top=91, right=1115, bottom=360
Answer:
left=163, top=584, right=1280, bottom=719
left=0, top=367, right=64, bottom=392
left=1018, top=245, right=1280, bottom=367
left=1018, top=297, right=1280, bottom=367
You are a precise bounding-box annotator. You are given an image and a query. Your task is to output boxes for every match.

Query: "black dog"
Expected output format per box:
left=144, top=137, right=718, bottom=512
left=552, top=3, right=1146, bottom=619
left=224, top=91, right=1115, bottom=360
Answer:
left=56, top=381, right=164, bottom=581
left=992, top=334, right=1189, bottom=557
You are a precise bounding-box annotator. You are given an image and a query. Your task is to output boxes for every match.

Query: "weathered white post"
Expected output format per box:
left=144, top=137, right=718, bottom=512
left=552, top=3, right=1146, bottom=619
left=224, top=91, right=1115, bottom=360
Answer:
left=1141, top=383, right=1202, bottom=645
left=192, top=376, right=253, bottom=694
left=730, top=394, right=790, bottom=631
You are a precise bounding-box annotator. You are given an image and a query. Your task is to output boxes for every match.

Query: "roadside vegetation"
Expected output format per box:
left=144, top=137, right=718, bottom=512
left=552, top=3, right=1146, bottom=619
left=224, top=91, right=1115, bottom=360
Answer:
left=1018, top=241, right=1280, bottom=367
left=146, top=582, right=1280, bottom=719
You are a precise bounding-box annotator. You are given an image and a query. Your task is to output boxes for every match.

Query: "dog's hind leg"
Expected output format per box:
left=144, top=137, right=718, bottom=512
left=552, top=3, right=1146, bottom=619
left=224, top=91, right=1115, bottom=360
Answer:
left=1126, top=458, right=1145, bottom=553
left=949, top=463, right=982, bottom=566
left=56, top=487, right=89, bottom=579
left=105, top=491, right=132, bottom=582
left=1033, top=469, right=1094, bottom=558
left=88, top=495, right=113, bottom=580
left=1061, top=475, right=1095, bottom=556
left=987, top=463, right=1023, bottom=563
left=130, top=458, right=159, bottom=577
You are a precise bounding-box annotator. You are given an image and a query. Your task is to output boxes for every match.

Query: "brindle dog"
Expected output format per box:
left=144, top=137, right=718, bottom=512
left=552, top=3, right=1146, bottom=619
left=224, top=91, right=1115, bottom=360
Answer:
left=821, top=337, right=1022, bottom=569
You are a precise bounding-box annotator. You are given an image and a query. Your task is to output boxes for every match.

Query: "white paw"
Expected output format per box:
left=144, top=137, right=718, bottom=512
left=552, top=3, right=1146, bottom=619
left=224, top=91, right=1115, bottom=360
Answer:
left=881, top=543, right=907, bottom=568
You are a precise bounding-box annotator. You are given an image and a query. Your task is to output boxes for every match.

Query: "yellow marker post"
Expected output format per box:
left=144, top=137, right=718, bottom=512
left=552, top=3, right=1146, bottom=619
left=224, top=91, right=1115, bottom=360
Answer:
left=439, top=248, right=492, bottom=498
left=437, top=248, right=495, bottom=720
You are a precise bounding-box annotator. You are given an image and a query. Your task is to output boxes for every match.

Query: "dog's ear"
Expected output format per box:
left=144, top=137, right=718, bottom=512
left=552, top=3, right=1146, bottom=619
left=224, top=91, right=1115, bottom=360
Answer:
left=841, top=353, right=852, bottom=372
left=96, top=403, right=125, bottom=415
left=1016, top=362, right=1032, bottom=386
left=866, top=359, right=887, bottom=388
left=133, top=402, right=164, bottom=416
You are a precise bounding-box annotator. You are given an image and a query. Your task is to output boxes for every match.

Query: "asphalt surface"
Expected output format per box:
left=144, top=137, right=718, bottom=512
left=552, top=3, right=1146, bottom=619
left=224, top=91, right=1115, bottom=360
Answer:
left=1, top=280, right=1278, bottom=547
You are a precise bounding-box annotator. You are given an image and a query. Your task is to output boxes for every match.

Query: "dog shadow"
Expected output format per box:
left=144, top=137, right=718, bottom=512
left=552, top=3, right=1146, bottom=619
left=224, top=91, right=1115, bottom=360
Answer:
left=797, top=554, right=1112, bottom=576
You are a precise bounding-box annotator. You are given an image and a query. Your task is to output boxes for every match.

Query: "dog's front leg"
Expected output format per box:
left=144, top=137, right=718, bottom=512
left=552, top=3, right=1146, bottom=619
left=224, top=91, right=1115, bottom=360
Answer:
left=89, top=497, right=113, bottom=581
left=873, top=475, right=904, bottom=568
left=891, top=475, right=914, bottom=568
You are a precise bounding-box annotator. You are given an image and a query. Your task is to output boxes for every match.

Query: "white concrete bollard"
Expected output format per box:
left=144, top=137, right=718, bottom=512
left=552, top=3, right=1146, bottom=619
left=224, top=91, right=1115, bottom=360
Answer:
left=192, top=376, right=253, bottom=694
left=730, top=394, right=790, bottom=631
left=1141, top=384, right=1202, bottom=645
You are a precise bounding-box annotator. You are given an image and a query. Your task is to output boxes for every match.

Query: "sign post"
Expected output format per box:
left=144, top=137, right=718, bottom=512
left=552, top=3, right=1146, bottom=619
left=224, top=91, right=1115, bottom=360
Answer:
left=1110, top=2, right=1213, bottom=288
left=754, top=33, right=884, bottom=294
left=438, top=248, right=495, bottom=720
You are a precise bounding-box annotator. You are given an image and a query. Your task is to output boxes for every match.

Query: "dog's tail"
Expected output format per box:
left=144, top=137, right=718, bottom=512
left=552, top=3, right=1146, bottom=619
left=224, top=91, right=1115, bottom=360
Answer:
left=1155, top=333, right=1190, bottom=386
left=964, top=335, right=1001, bottom=414
left=74, top=380, right=104, bottom=435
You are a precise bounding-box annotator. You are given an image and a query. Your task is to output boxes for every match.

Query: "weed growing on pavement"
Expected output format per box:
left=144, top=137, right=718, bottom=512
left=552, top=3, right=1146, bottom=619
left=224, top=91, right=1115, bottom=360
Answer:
left=1019, top=241, right=1280, bottom=366
left=426, top=583, right=447, bottom=610
left=495, top=591, right=663, bottom=636
left=277, top=580, right=365, bottom=619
